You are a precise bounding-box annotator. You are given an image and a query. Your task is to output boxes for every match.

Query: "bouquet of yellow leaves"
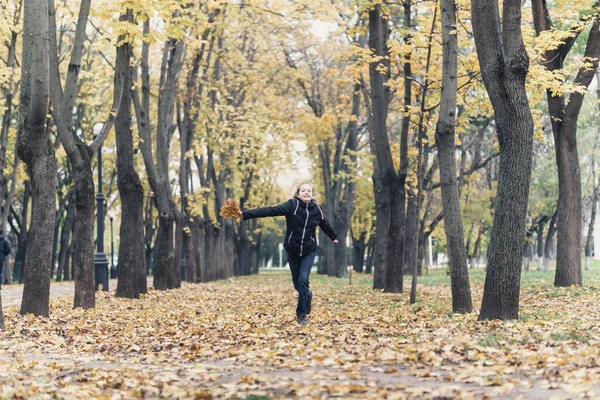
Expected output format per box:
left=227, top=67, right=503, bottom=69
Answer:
left=219, top=199, right=241, bottom=219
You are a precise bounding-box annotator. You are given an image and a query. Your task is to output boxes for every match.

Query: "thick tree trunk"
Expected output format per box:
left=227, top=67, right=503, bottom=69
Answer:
left=352, top=231, right=367, bottom=273
left=554, top=132, right=583, bottom=285
left=115, top=24, right=146, bottom=299
left=369, top=5, right=405, bottom=293
left=154, top=214, right=174, bottom=290
left=372, top=174, right=388, bottom=288
left=473, top=0, right=534, bottom=320
left=18, top=0, right=56, bottom=317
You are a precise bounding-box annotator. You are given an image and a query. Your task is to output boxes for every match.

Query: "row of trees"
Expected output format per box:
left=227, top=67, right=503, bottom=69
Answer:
left=0, top=0, right=598, bottom=326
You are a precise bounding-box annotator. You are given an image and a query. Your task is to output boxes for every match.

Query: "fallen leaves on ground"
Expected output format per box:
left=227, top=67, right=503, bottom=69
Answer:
left=1, top=272, right=600, bottom=399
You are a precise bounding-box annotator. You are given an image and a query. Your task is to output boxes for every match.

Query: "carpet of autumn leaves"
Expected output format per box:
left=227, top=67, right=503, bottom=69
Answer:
left=1, top=270, right=600, bottom=399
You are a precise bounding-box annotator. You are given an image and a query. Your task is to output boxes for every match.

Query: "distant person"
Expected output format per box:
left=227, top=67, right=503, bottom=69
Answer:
left=238, top=183, right=338, bottom=325
left=0, top=229, right=11, bottom=286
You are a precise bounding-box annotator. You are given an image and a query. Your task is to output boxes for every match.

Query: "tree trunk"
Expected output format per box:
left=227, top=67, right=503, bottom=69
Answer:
left=473, top=0, right=534, bottom=320
left=531, top=0, right=600, bottom=287
left=544, top=208, right=558, bottom=271
left=365, top=236, right=375, bottom=274
left=191, top=219, right=205, bottom=282
left=369, top=5, right=405, bottom=293
left=0, top=4, right=21, bottom=233
left=587, top=71, right=600, bottom=271
left=537, top=219, right=547, bottom=270
left=584, top=186, right=597, bottom=271
left=133, top=19, right=184, bottom=290
left=352, top=231, right=367, bottom=273
left=49, top=0, right=123, bottom=308
left=12, top=181, right=31, bottom=283
left=72, top=147, right=96, bottom=309
left=403, top=196, right=417, bottom=275
left=435, top=0, right=472, bottom=313
left=115, top=16, right=146, bottom=299
left=18, top=0, right=56, bottom=317
left=56, top=191, right=75, bottom=282
left=371, top=174, right=388, bottom=289
left=154, top=214, right=174, bottom=290
left=144, top=195, right=155, bottom=276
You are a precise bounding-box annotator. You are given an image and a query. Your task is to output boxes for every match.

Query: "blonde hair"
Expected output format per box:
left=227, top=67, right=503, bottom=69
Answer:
left=295, top=182, right=315, bottom=197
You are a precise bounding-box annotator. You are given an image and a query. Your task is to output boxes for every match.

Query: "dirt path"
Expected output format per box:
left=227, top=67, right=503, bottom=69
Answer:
left=1, top=279, right=121, bottom=307
left=1, top=274, right=600, bottom=399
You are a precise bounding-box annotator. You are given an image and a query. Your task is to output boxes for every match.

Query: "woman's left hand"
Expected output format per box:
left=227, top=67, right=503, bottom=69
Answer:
left=333, top=239, right=339, bottom=244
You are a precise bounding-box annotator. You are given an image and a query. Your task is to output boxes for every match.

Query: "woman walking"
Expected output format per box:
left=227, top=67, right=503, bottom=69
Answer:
left=238, top=183, right=338, bottom=324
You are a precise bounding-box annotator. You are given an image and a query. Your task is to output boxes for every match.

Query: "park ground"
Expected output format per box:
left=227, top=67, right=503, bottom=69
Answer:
left=1, top=265, right=600, bottom=399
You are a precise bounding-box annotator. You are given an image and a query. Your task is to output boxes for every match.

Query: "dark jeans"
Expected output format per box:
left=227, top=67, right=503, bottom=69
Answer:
left=0, top=261, right=4, bottom=285
left=287, top=251, right=315, bottom=316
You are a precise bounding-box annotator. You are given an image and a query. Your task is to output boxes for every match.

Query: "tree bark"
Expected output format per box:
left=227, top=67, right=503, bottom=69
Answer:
left=133, top=19, right=185, bottom=290
left=536, top=218, right=548, bottom=270
left=585, top=185, right=598, bottom=271
left=0, top=3, right=21, bottom=232
left=369, top=4, right=406, bottom=293
left=587, top=70, right=600, bottom=271
left=49, top=0, right=123, bottom=308
left=18, top=0, right=56, bottom=317
left=11, top=181, right=30, bottom=283
left=115, top=11, right=146, bottom=299
left=403, top=196, right=417, bottom=275
left=544, top=207, right=558, bottom=271
left=435, top=0, right=473, bottom=313
left=531, top=0, right=600, bottom=287
left=473, top=0, right=534, bottom=320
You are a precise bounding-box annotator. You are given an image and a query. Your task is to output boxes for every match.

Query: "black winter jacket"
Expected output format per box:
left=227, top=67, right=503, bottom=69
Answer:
left=242, top=198, right=337, bottom=257
left=0, top=234, right=10, bottom=263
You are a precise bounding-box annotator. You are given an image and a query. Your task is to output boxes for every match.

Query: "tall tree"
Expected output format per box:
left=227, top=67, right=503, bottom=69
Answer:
left=48, top=0, right=123, bottom=309
left=0, top=0, right=22, bottom=232
left=115, top=9, right=146, bottom=299
left=585, top=69, right=600, bottom=271
left=531, top=0, right=600, bottom=286
left=472, top=0, right=535, bottom=320
left=133, top=14, right=186, bottom=290
left=368, top=3, right=407, bottom=293
left=18, top=0, right=56, bottom=317
left=435, top=0, right=472, bottom=313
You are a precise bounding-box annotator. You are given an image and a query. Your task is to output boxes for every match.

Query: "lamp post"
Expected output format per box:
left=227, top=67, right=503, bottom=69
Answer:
left=94, top=123, right=109, bottom=291
left=109, top=215, right=116, bottom=279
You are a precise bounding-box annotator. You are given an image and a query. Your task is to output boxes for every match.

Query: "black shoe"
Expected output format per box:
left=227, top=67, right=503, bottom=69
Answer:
left=307, top=290, right=312, bottom=315
left=296, top=313, right=308, bottom=325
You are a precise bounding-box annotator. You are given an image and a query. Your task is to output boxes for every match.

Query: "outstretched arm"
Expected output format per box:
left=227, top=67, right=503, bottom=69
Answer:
left=240, top=200, right=292, bottom=220
left=319, top=217, right=338, bottom=243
